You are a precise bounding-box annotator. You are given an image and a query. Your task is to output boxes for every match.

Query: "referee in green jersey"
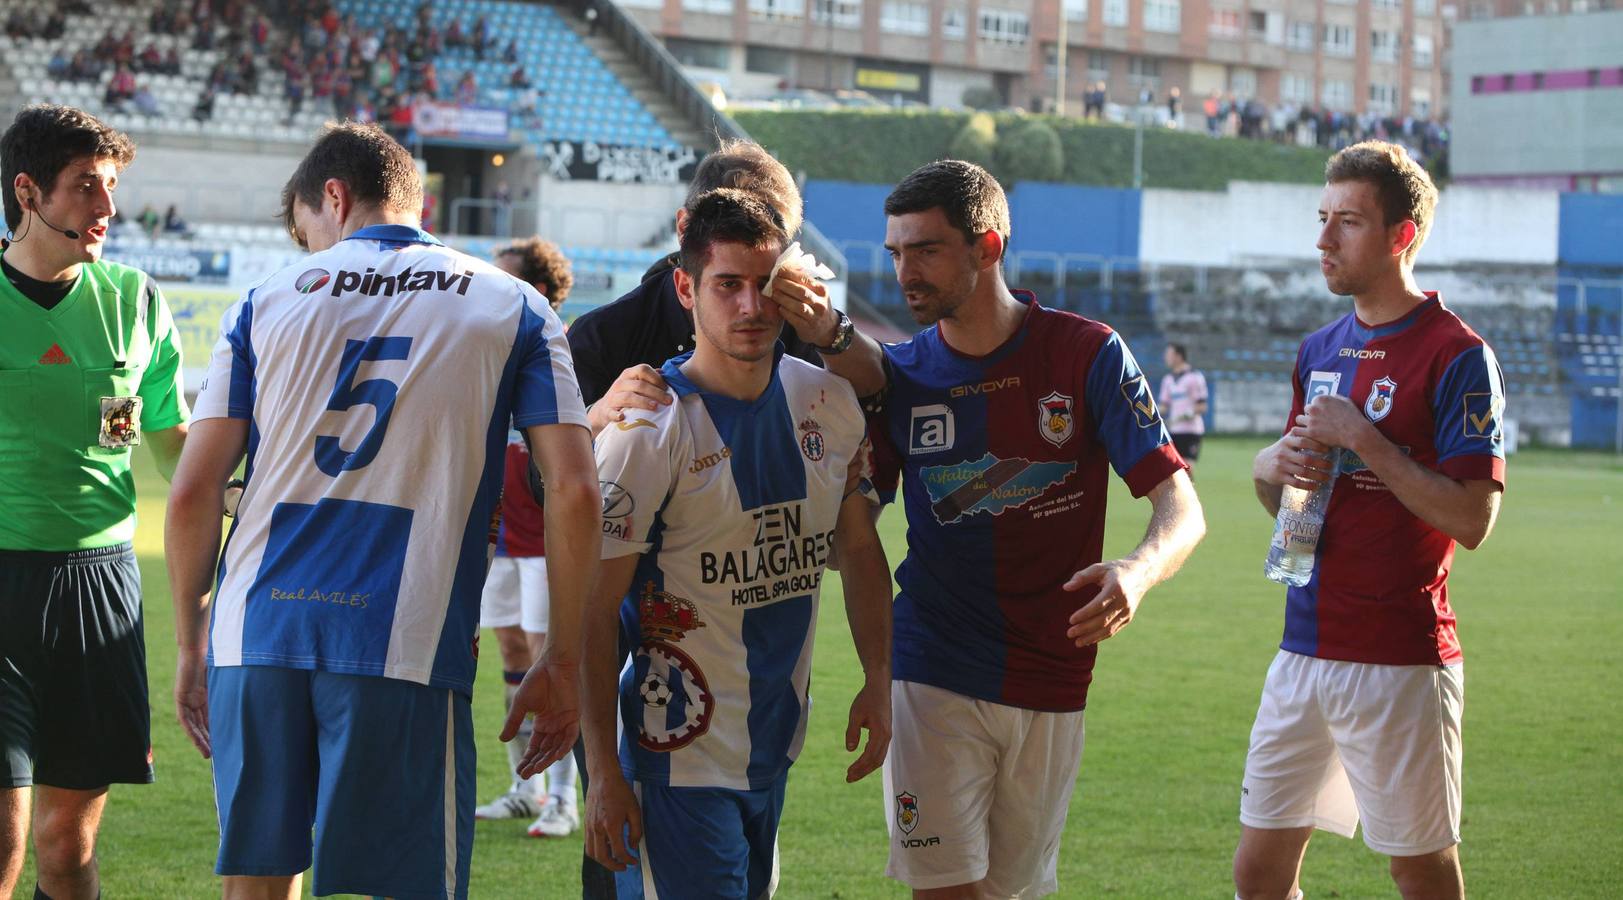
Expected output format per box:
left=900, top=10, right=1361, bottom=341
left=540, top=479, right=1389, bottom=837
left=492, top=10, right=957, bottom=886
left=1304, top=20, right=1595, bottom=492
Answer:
left=0, top=106, right=188, bottom=900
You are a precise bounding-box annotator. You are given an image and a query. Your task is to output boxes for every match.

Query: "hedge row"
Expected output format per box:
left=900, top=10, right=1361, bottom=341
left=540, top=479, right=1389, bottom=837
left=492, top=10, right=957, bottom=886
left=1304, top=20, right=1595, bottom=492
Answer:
left=730, top=108, right=1332, bottom=191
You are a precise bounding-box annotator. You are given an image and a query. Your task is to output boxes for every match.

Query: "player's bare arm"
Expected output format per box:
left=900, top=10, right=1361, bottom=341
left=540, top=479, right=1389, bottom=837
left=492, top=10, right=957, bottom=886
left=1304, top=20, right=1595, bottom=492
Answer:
left=1064, top=469, right=1205, bottom=647
left=586, top=364, right=671, bottom=436
left=767, top=268, right=887, bottom=397
left=1252, top=428, right=1336, bottom=517
left=579, top=553, right=644, bottom=872
left=145, top=422, right=188, bottom=483
left=832, top=463, right=892, bottom=783
left=1297, top=394, right=1503, bottom=549
left=505, top=422, right=601, bottom=775
left=163, top=417, right=249, bottom=759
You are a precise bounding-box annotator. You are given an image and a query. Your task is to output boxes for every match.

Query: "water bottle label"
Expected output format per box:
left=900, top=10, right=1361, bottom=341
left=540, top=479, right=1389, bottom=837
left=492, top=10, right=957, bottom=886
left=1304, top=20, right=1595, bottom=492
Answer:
left=1277, top=509, right=1322, bottom=553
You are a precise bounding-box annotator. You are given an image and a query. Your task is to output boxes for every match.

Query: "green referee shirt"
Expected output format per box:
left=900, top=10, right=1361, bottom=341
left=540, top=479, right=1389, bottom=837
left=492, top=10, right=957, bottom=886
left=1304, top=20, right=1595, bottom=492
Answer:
left=0, top=252, right=189, bottom=551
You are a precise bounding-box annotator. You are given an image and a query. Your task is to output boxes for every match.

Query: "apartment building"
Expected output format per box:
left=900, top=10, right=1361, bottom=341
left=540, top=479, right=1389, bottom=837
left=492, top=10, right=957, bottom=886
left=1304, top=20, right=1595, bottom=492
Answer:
left=615, top=0, right=1450, bottom=118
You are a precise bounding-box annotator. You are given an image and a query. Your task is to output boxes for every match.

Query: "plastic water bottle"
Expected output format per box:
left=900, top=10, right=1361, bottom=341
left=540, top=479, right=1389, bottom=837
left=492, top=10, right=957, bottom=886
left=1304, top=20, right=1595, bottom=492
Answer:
left=1264, top=448, right=1343, bottom=587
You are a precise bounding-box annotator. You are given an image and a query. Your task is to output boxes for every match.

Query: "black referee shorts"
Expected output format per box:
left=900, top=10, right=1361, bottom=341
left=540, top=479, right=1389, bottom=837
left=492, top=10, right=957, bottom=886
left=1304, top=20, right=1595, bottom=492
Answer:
left=1, top=543, right=154, bottom=790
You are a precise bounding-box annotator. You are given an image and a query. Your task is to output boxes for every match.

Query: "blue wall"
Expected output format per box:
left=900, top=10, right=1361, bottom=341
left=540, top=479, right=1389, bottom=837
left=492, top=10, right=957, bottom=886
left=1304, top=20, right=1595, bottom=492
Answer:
left=803, top=180, right=1143, bottom=274
left=1558, top=193, right=1623, bottom=269
left=1007, top=183, right=1140, bottom=261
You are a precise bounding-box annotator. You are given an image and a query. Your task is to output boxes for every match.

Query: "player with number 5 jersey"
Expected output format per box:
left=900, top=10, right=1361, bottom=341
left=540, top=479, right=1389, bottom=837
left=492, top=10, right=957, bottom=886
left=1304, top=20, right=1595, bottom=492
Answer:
left=164, top=124, right=600, bottom=900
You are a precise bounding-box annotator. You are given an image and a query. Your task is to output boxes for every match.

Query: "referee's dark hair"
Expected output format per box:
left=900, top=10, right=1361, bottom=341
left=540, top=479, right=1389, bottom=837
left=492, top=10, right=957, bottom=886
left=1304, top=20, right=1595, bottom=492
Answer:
left=679, top=188, right=788, bottom=280
left=280, top=122, right=422, bottom=245
left=1, top=104, right=135, bottom=231
left=884, top=159, right=1011, bottom=262
left=496, top=236, right=574, bottom=308
left=685, top=139, right=802, bottom=238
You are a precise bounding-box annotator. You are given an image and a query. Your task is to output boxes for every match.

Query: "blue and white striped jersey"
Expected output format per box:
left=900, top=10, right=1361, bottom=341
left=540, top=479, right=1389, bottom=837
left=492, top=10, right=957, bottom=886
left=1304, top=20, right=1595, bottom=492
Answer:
left=596, top=349, right=865, bottom=791
left=193, top=224, right=587, bottom=695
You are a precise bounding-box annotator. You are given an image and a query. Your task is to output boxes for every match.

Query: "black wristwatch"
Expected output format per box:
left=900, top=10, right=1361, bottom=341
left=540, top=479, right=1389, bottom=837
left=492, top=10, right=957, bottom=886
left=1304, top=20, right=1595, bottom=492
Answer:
left=817, top=310, right=855, bottom=355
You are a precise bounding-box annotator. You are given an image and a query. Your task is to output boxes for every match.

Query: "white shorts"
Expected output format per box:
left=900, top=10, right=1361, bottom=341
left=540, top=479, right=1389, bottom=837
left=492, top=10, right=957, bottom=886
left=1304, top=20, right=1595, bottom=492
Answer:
left=1240, top=650, right=1464, bottom=857
left=882, top=680, right=1085, bottom=897
left=478, top=555, right=550, bottom=634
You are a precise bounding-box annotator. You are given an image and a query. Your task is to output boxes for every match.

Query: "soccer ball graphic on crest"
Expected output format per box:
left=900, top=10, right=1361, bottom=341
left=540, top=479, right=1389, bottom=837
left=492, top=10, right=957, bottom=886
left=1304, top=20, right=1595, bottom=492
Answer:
left=639, top=672, right=673, bottom=707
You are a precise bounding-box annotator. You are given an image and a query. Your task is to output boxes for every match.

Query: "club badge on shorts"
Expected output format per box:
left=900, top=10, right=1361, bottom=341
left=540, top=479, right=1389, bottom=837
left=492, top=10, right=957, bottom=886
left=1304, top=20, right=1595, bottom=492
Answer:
left=98, top=396, right=142, bottom=449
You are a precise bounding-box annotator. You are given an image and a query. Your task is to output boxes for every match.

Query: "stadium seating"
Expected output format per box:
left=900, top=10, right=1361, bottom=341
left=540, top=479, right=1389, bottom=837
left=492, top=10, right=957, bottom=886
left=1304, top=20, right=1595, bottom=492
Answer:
left=1, top=0, right=678, bottom=153
left=336, top=0, right=676, bottom=150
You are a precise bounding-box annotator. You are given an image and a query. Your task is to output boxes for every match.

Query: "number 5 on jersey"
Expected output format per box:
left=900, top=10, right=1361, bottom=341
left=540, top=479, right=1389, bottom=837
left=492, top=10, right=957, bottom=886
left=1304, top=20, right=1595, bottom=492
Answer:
left=314, top=336, right=414, bottom=476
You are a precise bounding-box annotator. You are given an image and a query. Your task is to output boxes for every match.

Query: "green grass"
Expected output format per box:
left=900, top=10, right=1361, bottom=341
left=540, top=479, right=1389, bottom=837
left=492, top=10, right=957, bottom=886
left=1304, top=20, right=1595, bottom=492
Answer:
left=18, top=438, right=1623, bottom=897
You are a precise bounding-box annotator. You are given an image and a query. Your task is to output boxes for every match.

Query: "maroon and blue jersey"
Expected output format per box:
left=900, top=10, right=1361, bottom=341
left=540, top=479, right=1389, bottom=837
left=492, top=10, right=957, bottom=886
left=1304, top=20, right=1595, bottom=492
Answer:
left=1283, top=293, right=1506, bottom=666
left=870, top=294, right=1185, bottom=712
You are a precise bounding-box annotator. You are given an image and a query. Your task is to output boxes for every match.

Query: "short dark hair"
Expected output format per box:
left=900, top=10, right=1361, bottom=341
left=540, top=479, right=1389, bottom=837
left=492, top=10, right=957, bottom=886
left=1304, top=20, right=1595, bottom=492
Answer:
left=1167, top=342, right=1188, bottom=362
left=496, top=236, right=573, bottom=305
left=1324, top=141, right=1438, bottom=265
left=279, top=122, right=422, bottom=245
left=884, top=160, right=1011, bottom=261
left=679, top=188, right=788, bottom=280
left=1, top=104, right=135, bottom=230
left=685, top=139, right=802, bottom=237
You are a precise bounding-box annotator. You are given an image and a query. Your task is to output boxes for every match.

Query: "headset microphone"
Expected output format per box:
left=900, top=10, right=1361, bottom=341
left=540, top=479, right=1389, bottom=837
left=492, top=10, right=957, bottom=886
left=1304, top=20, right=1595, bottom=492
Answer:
left=29, top=199, right=79, bottom=240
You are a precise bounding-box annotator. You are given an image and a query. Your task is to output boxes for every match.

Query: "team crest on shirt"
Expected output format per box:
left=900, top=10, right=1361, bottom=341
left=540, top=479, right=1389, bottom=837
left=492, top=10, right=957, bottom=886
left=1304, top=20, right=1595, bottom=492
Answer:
left=98, top=396, right=142, bottom=449
left=798, top=416, right=826, bottom=461
left=1038, top=391, right=1075, bottom=446
left=895, top=792, right=919, bottom=834
left=634, top=583, right=714, bottom=752
left=1364, top=376, right=1397, bottom=422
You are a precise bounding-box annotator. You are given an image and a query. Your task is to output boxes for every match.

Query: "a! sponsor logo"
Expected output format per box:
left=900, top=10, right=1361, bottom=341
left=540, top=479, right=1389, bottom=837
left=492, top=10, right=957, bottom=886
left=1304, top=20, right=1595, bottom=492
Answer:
left=1038, top=390, right=1075, bottom=446
left=908, top=404, right=955, bottom=455
left=1306, top=370, right=1342, bottom=402
left=1364, top=376, right=1397, bottom=422
left=294, top=268, right=331, bottom=293
left=896, top=792, right=919, bottom=834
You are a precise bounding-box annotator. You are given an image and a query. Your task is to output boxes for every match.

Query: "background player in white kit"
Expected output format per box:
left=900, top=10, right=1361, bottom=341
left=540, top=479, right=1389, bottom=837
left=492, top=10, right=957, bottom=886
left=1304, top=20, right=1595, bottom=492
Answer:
left=580, top=189, right=893, bottom=899
left=474, top=237, right=585, bottom=838
left=164, top=124, right=600, bottom=900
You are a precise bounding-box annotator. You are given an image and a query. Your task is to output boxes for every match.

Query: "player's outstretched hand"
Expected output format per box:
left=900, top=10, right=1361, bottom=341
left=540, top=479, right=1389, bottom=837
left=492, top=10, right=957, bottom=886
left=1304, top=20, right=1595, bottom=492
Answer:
left=587, top=365, right=670, bottom=434
left=767, top=266, right=839, bottom=348
left=1253, top=427, right=1335, bottom=491
left=844, top=677, right=892, bottom=783
left=585, top=775, right=644, bottom=872
left=174, top=648, right=211, bottom=758
left=1063, top=559, right=1149, bottom=647
left=503, top=658, right=580, bottom=777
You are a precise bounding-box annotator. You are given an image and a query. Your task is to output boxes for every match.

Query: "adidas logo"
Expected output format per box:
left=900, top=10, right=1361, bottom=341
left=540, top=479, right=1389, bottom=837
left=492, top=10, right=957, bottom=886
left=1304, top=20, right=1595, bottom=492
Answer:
left=39, top=343, right=71, bottom=365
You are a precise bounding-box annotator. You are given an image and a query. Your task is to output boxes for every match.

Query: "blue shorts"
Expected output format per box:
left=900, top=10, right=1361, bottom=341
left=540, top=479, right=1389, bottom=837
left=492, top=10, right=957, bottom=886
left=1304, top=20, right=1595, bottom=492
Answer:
left=616, top=774, right=788, bottom=900
left=208, top=666, right=475, bottom=899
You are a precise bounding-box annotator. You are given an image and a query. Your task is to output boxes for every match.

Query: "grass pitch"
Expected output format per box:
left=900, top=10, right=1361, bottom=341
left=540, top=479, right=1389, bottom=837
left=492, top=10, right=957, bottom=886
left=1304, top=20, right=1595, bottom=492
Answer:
left=18, top=437, right=1622, bottom=898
